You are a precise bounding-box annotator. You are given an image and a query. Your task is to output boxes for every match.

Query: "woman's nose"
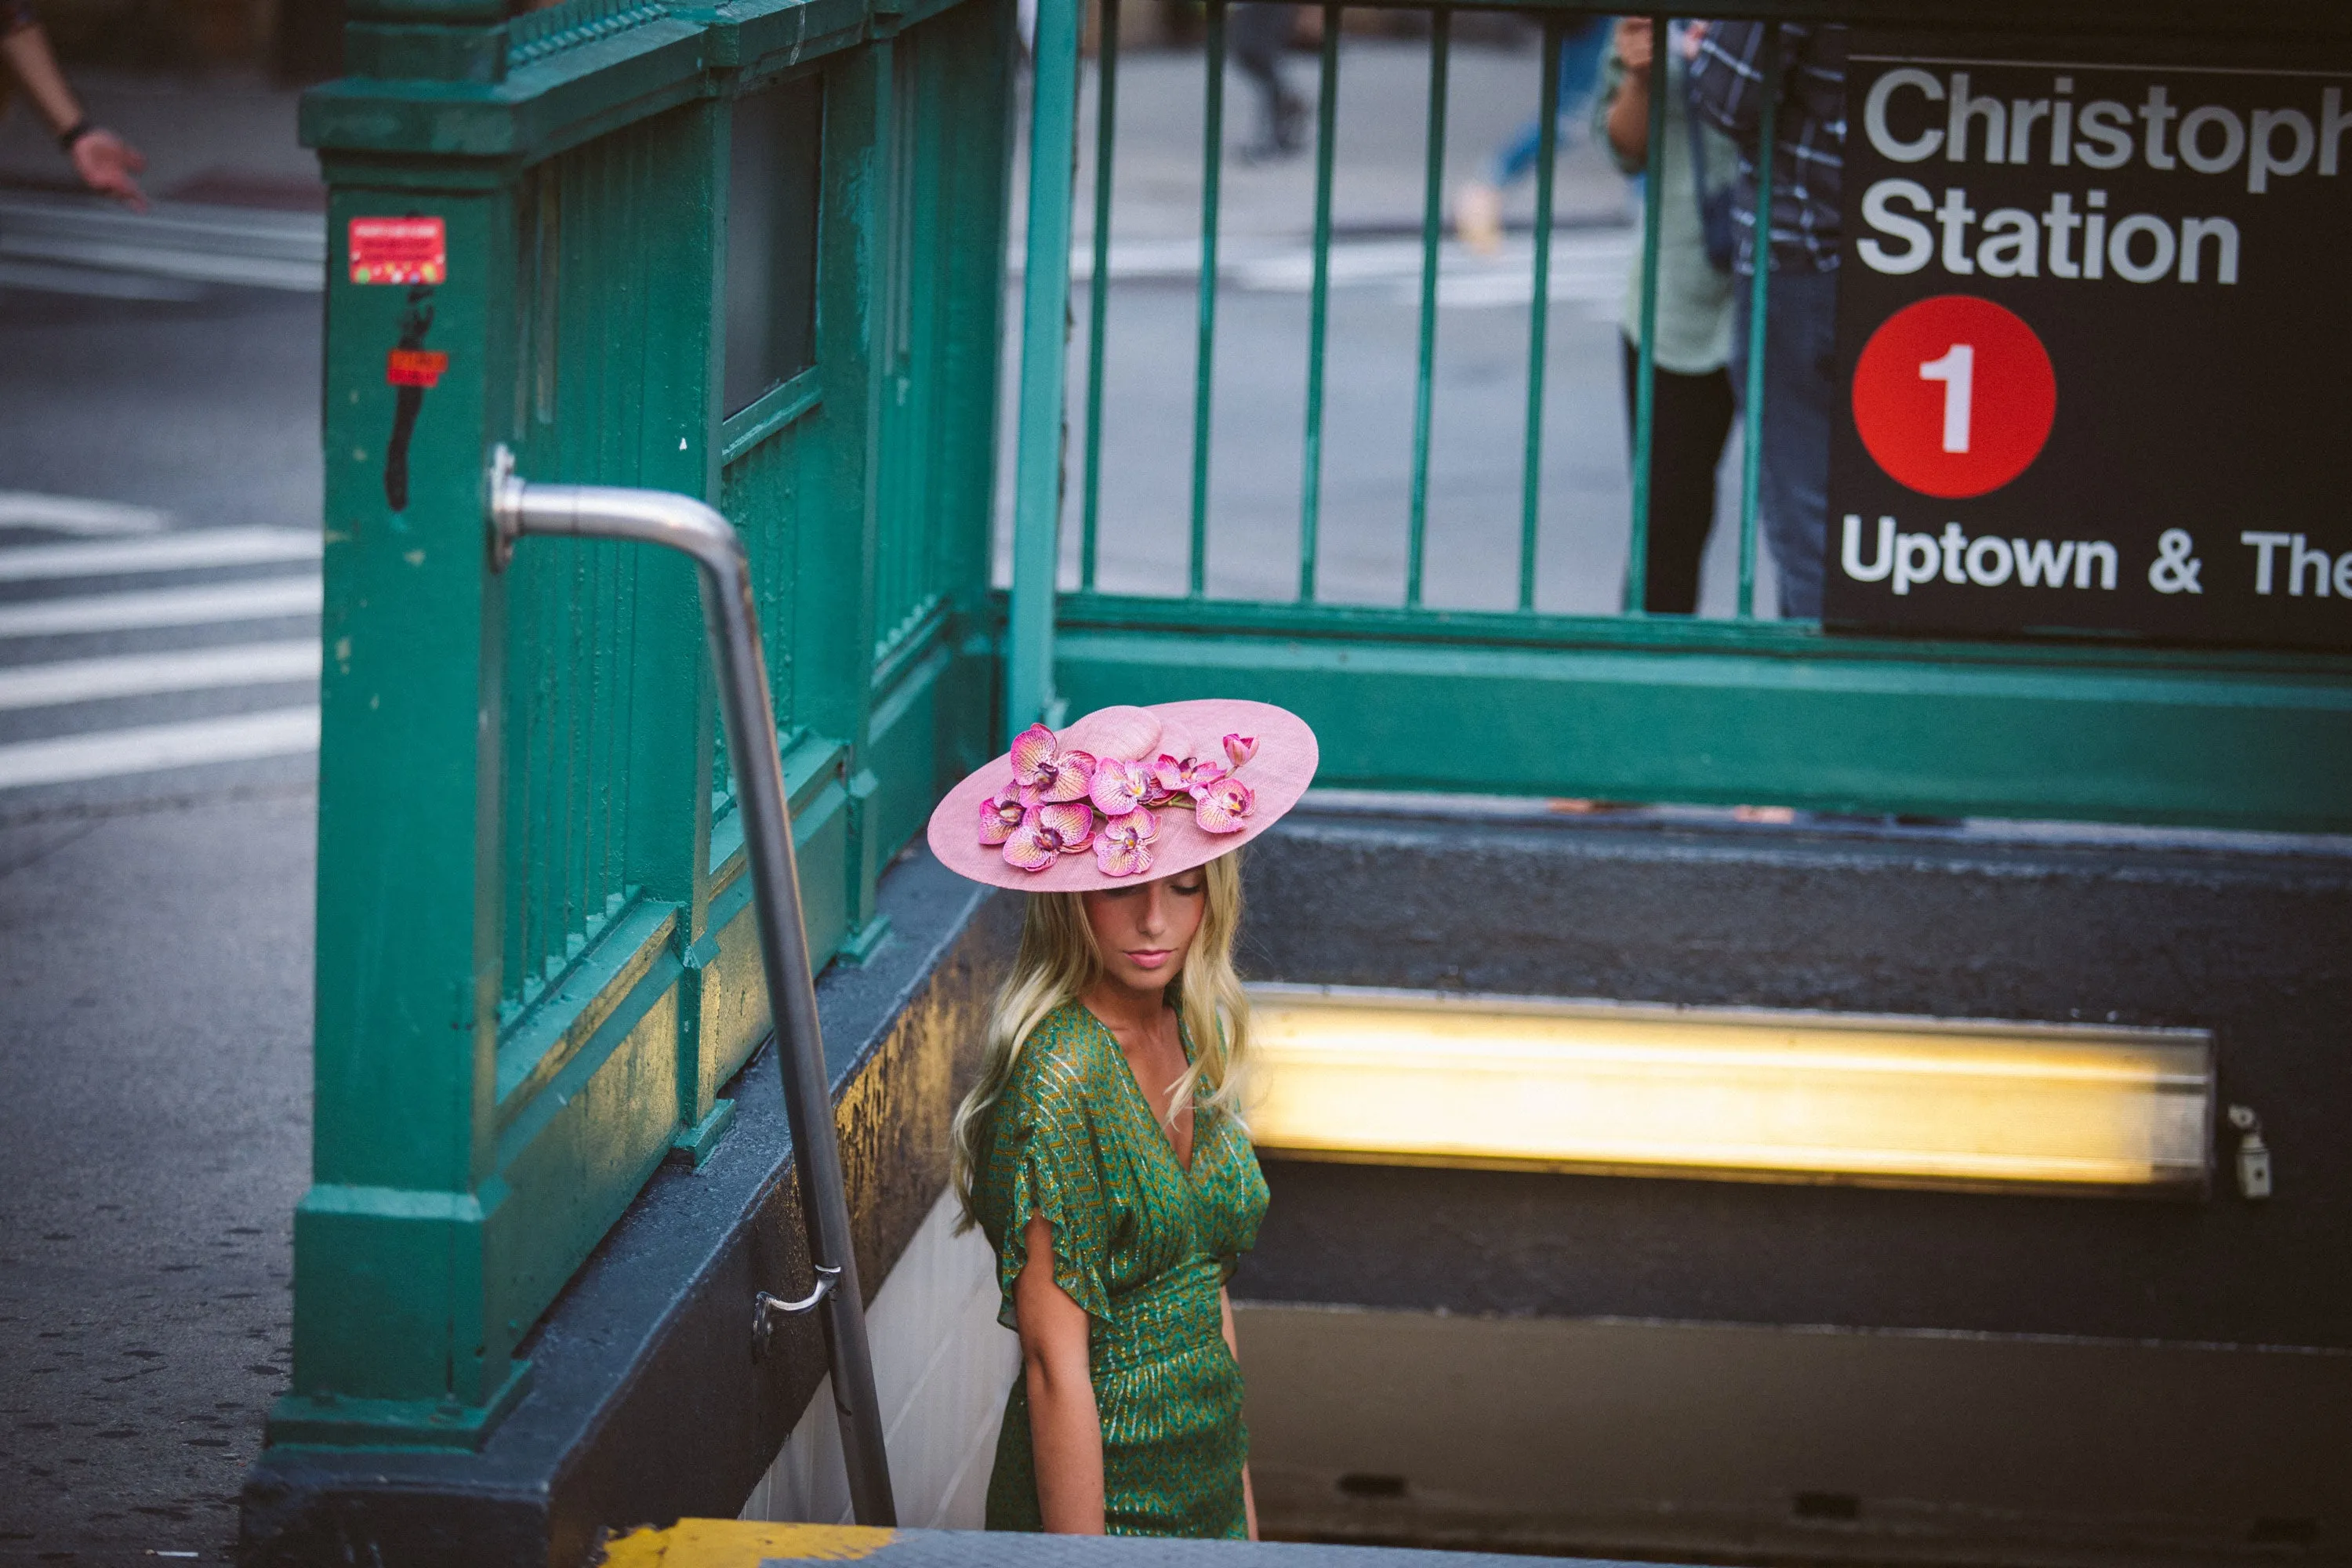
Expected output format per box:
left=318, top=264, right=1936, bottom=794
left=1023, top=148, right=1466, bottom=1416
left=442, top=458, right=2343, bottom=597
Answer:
left=1136, top=884, right=1169, bottom=937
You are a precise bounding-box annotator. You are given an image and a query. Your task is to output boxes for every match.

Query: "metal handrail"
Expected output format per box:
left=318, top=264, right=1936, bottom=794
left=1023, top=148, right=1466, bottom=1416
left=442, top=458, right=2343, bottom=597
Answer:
left=485, top=445, right=897, bottom=1528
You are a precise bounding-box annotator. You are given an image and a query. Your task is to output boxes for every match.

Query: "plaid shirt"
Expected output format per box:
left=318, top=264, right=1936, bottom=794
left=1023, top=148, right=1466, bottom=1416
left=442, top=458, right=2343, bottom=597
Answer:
left=1688, top=21, right=1847, bottom=274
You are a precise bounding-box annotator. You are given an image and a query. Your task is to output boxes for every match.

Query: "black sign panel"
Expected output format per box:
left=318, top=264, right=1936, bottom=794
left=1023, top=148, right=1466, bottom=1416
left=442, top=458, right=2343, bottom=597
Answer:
left=1826, top=35, right=2352, bottom=651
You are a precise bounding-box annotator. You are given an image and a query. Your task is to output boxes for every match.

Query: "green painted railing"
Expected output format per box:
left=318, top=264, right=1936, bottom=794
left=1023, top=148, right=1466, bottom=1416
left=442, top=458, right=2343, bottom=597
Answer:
left=1010, top=0, right=2352, bottom=832
left=285, top=0, right=1011, bottom=1448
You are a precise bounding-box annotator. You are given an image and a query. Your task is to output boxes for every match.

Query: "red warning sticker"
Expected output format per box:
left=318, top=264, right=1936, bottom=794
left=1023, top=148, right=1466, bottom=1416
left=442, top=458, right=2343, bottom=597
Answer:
left=349, top=217, right=446, bottom=285
left=386, top=349, right=449, bottom=387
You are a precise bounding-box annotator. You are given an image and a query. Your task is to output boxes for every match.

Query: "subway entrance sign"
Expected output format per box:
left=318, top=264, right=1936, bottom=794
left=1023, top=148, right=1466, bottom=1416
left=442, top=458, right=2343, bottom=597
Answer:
left=1826, top=35, right=2352, bottom=650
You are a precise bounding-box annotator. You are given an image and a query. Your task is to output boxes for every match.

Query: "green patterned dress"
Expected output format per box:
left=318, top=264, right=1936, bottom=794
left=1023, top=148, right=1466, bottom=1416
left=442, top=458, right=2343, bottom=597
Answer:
left=973, top=1000, right=1269, bottom=1537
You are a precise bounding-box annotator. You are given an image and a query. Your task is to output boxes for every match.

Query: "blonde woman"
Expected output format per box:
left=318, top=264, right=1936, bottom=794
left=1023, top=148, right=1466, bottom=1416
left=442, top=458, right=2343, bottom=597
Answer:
left=924, top=699, right=1319, bottom=1538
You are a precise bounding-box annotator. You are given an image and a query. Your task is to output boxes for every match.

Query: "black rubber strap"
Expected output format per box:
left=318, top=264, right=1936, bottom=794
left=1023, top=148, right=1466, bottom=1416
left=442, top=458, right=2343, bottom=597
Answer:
left=56, top=118, right=93, bottom=153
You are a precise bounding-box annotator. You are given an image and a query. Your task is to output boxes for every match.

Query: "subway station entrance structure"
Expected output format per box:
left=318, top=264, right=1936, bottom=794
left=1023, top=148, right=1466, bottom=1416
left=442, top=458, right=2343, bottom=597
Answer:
left=245, top=0, right=2350, bottom=1562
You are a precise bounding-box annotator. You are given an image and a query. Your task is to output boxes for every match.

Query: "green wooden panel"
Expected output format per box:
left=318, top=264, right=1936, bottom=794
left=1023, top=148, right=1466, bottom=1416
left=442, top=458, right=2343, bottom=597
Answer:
left=296, top=179, right=515, bottom=1429
left=292, top=0, right=1017, bottom=1449
left=865, top=639, right=956, bottom=866
left=485, top=964, right=682, bottom=1357
left=695, top=741, right=855, bottom=1102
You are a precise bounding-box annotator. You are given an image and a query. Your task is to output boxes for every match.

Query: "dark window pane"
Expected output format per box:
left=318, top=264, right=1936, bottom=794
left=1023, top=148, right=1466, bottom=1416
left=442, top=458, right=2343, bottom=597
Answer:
left=724, top=74, right=823, bottom=416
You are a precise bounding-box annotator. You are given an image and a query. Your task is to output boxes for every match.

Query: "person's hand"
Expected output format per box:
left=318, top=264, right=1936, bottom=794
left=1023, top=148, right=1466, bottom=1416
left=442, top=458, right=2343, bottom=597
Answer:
left=1679, top=20, right=1708, bottom=60
left=70, top=128, right=147, bottom=211
left=1613, top=16, right=1654, bottom=76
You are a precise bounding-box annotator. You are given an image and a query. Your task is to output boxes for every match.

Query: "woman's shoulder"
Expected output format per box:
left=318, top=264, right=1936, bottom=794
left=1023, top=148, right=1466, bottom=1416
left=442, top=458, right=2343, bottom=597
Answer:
left=999, top=1000, right=1120, bottom=1120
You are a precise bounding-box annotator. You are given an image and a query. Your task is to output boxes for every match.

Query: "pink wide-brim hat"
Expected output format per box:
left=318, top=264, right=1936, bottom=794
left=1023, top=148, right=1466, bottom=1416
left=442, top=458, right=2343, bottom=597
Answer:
left=925, top=699, right=1319, bottom=891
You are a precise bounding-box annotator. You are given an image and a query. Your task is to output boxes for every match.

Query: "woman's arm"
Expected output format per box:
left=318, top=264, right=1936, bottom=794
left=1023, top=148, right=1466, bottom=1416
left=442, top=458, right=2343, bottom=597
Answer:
left=0, top=20, right=147, bottom=208
left=1014, top=1212, right=1105, bottom=1534
left=1603, top=17, right=1653, bottom=171
left=1220, top=1287, right=1258, bottom=1541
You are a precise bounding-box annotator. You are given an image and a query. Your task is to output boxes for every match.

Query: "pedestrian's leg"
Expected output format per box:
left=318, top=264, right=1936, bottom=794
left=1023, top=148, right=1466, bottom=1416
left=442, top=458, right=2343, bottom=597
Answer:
left=1229, top=5, right=1302, bottom=157
left=1749, top=267, right=1837, bottom=619
left=1490, top=118, right=1544, bottom=187
left=1624, top=339, right=1735, bottom=615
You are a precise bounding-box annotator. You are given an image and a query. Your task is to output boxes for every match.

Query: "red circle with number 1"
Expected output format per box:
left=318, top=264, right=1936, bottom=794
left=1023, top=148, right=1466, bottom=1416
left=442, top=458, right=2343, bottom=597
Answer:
left=1852, top=294, right=2056, bottom=499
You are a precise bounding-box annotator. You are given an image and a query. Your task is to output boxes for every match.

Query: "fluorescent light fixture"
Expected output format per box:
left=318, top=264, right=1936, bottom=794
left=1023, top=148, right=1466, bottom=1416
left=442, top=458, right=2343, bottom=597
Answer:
left=1245, top=985, right=2212, bottom=1197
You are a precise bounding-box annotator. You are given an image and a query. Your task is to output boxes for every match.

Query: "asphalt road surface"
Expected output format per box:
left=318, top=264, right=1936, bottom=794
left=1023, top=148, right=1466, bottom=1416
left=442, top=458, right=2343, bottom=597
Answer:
left=0, top=277, right=320, bottom=1564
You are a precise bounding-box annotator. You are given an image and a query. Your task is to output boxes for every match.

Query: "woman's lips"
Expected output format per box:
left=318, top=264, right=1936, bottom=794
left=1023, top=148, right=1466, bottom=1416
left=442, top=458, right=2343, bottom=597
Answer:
left=1124, top=949, right=1173, bottom=971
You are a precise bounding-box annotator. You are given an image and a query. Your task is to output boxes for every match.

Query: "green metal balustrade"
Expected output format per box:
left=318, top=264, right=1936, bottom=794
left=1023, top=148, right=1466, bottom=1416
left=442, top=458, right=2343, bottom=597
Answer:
left=1008, top=0, right=2352, bottom=829
left=286, top=0, right=1011, bottom=1447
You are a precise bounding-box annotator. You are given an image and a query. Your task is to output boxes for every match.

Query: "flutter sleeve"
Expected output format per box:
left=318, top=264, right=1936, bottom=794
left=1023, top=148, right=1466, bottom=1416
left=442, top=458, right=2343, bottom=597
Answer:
left=978, top=1027, right=1113, bottom=1331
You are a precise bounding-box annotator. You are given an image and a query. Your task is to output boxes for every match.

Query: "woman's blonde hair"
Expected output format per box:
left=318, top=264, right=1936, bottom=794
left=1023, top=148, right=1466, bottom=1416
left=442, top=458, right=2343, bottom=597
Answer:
left=949, top=851, right=1250, bottom=1231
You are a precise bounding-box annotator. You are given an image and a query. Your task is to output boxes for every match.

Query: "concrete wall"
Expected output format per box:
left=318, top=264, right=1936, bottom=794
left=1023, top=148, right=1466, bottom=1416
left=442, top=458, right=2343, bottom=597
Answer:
left=1238, top=1303, right=2349, bottom=1565
left=1229, top=801, right=2352, bottom=1565
left=742, top=1187, right=1019, bottom=1529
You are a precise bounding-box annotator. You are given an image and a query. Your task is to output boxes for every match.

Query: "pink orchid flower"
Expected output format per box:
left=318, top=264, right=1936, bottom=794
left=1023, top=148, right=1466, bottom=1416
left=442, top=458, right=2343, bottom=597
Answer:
left=1088, top=757, right=1160, bottom=818
left=1152, top=751, right=1226, bottom=804
left=1009, top=722, right=1097, bottom=804
left=1221, top=733, right=1258, bottom=768
left=1094, top=808, right=1159, bottom=877
left=1002, top=800, right=1096, bottom=872
left=1194, top=775, right=1254, bottom=834
left=977, top=785, right=1027, bottom=846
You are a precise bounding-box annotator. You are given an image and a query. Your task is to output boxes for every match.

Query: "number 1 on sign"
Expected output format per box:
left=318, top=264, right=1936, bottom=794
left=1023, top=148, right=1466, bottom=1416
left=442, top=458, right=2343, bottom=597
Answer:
left=1918, top=343, right=1974, bottom=454
left=1919, top=347, right=1976, bottom=453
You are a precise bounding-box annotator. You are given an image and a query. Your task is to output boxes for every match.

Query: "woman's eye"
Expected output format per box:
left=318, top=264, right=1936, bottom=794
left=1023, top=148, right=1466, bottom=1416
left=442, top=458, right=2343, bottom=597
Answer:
left=1172, top=880, right=1204, bottom=897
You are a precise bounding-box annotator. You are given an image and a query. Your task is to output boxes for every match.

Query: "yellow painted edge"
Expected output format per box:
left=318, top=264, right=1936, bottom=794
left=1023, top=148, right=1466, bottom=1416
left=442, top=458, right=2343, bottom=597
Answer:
left=597, top=1519, right=898, bottom=1566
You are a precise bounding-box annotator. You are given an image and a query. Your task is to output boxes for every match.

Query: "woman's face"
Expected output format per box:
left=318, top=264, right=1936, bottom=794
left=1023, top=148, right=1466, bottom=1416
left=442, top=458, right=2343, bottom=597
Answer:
left=1080, top=868, right=1208, bottom=996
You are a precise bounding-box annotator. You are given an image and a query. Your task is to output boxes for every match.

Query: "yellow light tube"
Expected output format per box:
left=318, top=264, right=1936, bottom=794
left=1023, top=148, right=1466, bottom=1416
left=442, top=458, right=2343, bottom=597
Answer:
left=1244, top=985, right=2213, bottom=1196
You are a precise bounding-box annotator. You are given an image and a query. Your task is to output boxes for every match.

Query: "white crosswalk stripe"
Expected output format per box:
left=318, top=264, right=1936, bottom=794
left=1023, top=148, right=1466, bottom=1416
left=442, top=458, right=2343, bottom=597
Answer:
left=0, top=709, right=321, bottom=790
left=0, top=514, right=325, bottom=794
left=0, top=577, right=323, bottom=638
left=0, top=491, right=168, bottom=535
left=0, top=641, right=320, bottom=712
left=0, top=528, right=321, bottom=582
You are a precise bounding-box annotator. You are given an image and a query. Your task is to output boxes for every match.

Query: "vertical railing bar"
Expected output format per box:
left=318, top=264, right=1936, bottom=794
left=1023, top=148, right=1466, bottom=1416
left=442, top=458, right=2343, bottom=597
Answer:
left=531, top=553, right=551, bottom=988
left=1080, top=2, right=1119, bottom=596
left=505, top=557, right=528, bottom=998
left=1404, top=7, right=1449, bottom=609
left=1297, top=3, right=1341, bottom=604
left=1737, top=24, right=1780, bottom=621
left=615, top=547, right=638, bottom=903
left=536, top=547, right=561, bottom=981
left=565, top=543, right=588, bottom=955
left=1624, top=11, right=1669, bottom=615
left=1007, top=0, right=1083, bottom=737
left=1188, top=0, right=1228, bottom=599
left=582, top=544, right=597, bottom=927
left=1515, top=15, right=1564, bottom=613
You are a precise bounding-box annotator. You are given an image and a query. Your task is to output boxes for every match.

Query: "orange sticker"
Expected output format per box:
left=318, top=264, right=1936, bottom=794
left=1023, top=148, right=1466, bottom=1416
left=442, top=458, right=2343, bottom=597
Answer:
left=350, top=217, right=447, bottom=285
left=387, top=349, right=449, bottom=388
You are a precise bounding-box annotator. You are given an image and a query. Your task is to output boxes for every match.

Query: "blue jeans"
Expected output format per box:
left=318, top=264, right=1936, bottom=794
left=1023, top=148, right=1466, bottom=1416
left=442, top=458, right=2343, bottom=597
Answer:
left=1726, top=263, right=1838, bottom=619
left=1484, top=20, right=1611, bottom=186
